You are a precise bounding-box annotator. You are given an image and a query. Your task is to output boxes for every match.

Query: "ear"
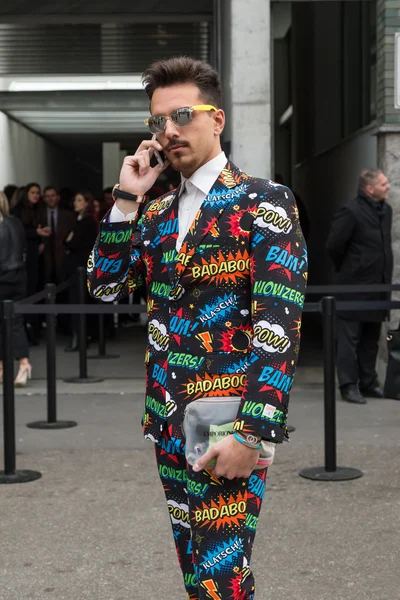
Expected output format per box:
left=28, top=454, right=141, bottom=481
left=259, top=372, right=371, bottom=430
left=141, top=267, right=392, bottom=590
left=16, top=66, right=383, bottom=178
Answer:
left=365, top=184, right=374, bottom=196
left=213, top=109, right=225, bottom=136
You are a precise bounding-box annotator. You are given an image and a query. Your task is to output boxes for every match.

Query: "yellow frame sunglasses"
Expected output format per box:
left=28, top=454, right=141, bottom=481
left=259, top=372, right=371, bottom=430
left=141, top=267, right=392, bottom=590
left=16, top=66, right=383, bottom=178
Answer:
left=144, top=104, right=217, bottom=133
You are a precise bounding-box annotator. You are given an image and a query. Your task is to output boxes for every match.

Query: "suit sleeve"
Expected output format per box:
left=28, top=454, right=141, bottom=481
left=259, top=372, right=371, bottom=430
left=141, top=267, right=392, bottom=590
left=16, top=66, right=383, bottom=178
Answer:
left=233, top=185, right=308, bottom=443
left=325, top=206, right=356, bottom=271
left=87, top=212, right=145, bottom=303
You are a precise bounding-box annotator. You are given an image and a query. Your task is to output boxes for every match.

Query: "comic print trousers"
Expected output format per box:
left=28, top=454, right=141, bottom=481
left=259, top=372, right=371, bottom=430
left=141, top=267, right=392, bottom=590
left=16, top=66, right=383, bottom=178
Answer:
left=155, top=425, right=267, bottom=600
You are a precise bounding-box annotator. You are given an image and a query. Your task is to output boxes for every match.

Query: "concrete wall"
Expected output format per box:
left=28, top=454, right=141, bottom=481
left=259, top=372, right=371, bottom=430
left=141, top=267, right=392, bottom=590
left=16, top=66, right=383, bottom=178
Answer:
left=377, top=0, right=400, bottom=126
left=0, top=112, right=74, bottom=189
left=220, top=0, right=271, bottom=179
left=294, top=126, right=377, bottom=285
left=0, top=112, right=100, bottom=192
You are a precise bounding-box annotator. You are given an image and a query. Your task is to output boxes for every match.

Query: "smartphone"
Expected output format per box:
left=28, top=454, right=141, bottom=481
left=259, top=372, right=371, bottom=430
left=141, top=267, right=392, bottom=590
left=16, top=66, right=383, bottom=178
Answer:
left=153, top=149, right=165, bottom=168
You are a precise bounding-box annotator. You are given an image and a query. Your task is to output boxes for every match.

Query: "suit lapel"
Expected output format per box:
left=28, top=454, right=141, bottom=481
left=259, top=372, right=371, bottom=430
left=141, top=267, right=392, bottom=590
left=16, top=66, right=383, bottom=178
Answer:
left=149, top=190, right=180, bottom=285
left=173, top=161, right=249, bottom=287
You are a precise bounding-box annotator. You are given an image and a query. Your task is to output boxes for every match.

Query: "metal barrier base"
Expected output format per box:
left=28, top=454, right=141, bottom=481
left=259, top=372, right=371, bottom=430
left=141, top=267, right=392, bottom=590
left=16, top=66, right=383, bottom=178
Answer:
left=0, top=470, right=42, bottom=484
left=87, top=353, right=120, bottom=360
left=299, top=466, right=363, bottom=481
left=63, top=376, right=104, bottom=384
left=26, top=420, right=77, bottom=430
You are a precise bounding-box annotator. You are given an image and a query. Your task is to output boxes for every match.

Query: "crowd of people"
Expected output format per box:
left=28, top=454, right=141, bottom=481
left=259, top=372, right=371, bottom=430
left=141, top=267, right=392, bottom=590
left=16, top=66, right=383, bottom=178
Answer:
left=0, top=171, right=181, bottom=386
left=0, top=183, right=113, bottom=385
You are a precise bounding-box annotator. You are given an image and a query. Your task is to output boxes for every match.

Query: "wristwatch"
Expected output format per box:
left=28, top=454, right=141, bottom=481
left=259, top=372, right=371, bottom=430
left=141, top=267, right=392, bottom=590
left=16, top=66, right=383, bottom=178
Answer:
left=112, top=184, right=139, bottom=202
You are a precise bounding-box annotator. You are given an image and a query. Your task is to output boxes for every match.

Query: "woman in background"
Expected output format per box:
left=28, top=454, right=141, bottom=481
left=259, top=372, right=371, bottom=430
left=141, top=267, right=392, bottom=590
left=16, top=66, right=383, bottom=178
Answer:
left=63, top=192, right=98, bottom=351
left=0, top=192, right=32, bottom=386
left=12, top=182, right=49, bottom=344
left=93, top=197, right=109, bottom=224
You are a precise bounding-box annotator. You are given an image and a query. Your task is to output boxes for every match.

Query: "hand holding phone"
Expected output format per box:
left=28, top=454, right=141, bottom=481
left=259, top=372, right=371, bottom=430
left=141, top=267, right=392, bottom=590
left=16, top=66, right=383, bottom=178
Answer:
left=119, top=134, right=169, bottom=199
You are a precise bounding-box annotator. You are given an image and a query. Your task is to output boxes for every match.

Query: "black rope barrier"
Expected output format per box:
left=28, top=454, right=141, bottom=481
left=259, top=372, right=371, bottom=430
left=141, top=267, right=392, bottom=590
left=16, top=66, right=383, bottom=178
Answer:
left=0, top=300, right=42, bottom=484
left=26, top=284, right=77, bottom=430
left=3, top=279, right=400, bottom=485
left=307, top=283, right=400, bottom=294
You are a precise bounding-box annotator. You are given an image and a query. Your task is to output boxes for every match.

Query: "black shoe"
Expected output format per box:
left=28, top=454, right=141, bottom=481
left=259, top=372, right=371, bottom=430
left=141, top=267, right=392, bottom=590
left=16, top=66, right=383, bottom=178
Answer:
left=340, top=386, right=366, bottom=404
left=360, top=385, right=384, bottom=398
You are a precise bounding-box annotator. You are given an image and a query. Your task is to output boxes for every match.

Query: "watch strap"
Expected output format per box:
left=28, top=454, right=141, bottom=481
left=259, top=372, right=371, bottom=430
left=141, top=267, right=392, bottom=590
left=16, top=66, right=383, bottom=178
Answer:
left=112, top=184, right=139, bottom=202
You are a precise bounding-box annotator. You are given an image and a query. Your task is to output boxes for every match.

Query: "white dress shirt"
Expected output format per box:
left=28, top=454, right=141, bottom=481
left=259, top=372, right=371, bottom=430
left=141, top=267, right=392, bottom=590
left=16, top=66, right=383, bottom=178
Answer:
left=109, top=151, right=227, bottom=252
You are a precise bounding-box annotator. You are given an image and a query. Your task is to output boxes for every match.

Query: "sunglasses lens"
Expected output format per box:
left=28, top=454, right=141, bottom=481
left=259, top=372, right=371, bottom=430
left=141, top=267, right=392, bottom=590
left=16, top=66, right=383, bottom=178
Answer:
left=173, top=108, right=192, bottom=127
left=148, top=116, right=165, bottom=133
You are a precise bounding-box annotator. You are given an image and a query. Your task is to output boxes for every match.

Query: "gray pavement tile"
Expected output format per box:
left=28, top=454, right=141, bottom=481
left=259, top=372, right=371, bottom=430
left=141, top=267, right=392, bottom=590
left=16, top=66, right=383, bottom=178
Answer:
left=1, top=329, right=399, bottom=599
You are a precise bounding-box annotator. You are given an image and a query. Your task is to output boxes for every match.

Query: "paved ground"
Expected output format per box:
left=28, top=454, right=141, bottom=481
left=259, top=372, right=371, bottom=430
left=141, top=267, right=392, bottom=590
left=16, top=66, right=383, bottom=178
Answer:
left=1, top=325, right=400, bottom=600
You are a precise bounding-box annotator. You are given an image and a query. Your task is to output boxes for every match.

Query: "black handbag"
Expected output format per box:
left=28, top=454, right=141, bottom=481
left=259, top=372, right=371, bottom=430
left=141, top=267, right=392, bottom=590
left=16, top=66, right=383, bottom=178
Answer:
left=383, top=329, right=400, bottom=400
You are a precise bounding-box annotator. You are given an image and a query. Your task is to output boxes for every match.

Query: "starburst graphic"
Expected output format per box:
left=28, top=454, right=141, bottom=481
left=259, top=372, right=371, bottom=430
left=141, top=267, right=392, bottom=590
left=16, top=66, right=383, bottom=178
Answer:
left=182, top=372, right=244, bottom=400
left=228, top=567, right=251, bottom=600
left=189, top=209, right=202, bottom=235
left=190, top=249, right=250, bottom=287
left=198, top=293, right=238, bottom=329
left=202, top=216, right=220, bottom=238
left=193, top=491, right=247, bottom=531
left=95, top=249, right=120, bottom=280
left=158, top=424, right=180, bottom=464
left=267, top=242, right=293, bottom=281
left=175, top=242, right=196, bottom=277
left=200, top=537, right=244, bottom=575
left=259, top=361, right=288, bottom=403
left=142, top=251, right=154, bottom=281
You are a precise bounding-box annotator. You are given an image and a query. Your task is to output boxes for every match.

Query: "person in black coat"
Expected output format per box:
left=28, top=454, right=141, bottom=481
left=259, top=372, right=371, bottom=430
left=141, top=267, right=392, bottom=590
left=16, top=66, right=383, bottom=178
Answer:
left=63, top=192, right=98, bottom=351
left=326, top=169, right=393, bottom=404
left=12, top=182, right=50, bottom=344
left=0, top=193, right=32, bottom=386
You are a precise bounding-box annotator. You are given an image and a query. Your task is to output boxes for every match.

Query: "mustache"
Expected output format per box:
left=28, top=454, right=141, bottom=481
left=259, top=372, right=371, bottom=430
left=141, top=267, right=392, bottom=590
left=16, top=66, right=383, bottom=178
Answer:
left=165, top=140, right=189, bottom=151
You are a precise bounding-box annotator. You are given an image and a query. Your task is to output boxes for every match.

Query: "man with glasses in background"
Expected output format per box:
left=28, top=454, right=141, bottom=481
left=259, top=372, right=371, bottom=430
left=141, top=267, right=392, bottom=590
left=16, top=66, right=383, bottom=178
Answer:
left=88, top=56, right=307, bottom=599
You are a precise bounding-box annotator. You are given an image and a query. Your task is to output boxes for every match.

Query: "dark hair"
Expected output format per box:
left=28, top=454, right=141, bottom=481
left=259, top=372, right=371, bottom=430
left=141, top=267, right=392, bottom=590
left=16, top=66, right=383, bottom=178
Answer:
left=142, top=56, right=222, bottom=108
left=75, top=191, right=95, bottom=216
left=3, top=184, right=17, bottom=202
left=13, top=182, right=42, bottom=227
left=43, top=185, right=58, bottom=195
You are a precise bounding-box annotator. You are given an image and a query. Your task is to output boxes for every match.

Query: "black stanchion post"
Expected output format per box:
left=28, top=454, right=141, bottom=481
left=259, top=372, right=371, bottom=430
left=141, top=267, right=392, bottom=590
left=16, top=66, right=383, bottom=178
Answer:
left=87, top=308, right=119, bottom=360
left=98, top=313, right=106, bottom=356
left=27, top=285, right=77, bottom=430
left=0, top=300, right=41, bottom=484
left=64, top=268, right=103, bottom=384
left=299, top=296, right=363, bottom=481
left=324, top=295, right=336, bottom=472
left=78, top=266, right=87, bottom=379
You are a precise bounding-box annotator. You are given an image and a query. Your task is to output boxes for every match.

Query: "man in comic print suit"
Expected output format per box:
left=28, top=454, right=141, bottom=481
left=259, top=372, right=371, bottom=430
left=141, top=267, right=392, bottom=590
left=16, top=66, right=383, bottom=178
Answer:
left=88, top=57, right=307, bottom=600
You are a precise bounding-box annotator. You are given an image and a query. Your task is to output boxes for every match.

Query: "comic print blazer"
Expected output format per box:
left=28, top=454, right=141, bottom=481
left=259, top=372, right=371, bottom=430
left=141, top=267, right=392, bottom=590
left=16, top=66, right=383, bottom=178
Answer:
left=88, top=161, right=308, bottom=444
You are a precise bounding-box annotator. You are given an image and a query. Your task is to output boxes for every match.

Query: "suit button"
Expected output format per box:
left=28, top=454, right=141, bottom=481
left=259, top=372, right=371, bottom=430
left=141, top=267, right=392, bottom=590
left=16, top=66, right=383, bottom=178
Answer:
left=171, top=302, right=178, bottom=311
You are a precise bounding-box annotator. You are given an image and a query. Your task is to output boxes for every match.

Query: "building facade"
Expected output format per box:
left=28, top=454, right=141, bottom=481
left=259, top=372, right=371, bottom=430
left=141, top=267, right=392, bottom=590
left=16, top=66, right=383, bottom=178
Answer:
left=0, top=0, right=399, bottom=300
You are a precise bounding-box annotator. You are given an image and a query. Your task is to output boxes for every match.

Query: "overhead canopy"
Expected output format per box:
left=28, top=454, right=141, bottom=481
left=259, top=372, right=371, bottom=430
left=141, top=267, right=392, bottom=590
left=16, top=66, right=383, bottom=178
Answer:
left=0, top=1, right=214, bottom=145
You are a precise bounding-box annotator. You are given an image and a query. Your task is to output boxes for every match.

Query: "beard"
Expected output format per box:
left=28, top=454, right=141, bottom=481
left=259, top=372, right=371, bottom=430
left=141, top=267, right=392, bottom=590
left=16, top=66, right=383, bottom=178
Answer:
left=168, top=149, right=199, bottom=177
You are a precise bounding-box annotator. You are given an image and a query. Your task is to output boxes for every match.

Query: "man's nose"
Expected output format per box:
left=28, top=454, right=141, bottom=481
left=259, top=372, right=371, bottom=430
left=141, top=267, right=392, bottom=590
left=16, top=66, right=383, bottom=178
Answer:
left=164, top=118, right=180, bottom=138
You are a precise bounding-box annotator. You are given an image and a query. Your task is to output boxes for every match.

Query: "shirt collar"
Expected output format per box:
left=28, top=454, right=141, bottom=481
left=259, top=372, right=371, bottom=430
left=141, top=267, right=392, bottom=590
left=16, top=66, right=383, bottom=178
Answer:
left=180, top=151, right=227, bottom=196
